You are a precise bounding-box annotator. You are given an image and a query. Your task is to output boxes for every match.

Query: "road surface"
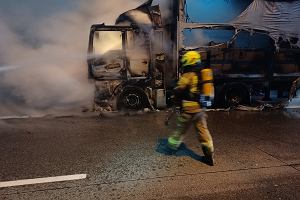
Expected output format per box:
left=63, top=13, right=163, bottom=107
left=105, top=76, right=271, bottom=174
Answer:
left=0, top=109, right=299, bottom=199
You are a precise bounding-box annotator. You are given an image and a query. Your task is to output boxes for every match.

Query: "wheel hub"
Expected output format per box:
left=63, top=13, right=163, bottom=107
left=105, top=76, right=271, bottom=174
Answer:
left=125, top=94, right=140, bottom=107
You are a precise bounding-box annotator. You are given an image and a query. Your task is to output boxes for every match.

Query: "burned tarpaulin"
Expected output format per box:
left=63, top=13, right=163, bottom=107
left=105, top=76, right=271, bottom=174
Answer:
left=231, top=0, right=300, bottom=48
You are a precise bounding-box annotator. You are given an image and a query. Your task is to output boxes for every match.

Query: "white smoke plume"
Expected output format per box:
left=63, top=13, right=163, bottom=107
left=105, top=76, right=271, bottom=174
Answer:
left=0, top=0, right=145, bottom=116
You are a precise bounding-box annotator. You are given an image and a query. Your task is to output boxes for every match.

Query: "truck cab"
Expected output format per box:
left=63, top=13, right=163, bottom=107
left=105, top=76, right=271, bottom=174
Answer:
left=87, top=24, right=167, bottom=110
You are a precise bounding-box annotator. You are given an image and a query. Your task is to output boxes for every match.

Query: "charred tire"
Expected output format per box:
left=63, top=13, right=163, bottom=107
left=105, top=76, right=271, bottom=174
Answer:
left=117, top=87, right=148, bottom=110
left=224, top=84, right=250, bottom=107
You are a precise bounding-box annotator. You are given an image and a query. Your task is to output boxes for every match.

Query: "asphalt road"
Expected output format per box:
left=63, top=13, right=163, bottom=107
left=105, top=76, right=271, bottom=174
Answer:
left=0, top=109, right=299, bottom=199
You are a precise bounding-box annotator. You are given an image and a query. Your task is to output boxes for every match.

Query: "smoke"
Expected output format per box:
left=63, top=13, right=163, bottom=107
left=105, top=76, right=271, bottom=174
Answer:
left=184, top=30, right=211, bottom=47
left=0, top=0, right=145, bottom=115
left=152, top=0, right=173, bottom=23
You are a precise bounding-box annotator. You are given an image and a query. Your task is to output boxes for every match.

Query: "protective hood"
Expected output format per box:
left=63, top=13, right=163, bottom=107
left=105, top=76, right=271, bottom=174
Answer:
left=231, top=0, right=300, bottom=47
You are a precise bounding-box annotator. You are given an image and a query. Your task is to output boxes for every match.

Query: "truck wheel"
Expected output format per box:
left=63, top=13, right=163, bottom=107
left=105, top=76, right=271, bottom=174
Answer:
left=117, top=87, right=148, bottom=110
left=225, top=85, right=250, bottom=107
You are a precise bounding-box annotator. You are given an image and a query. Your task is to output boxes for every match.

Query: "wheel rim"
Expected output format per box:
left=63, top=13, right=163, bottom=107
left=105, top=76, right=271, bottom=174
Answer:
left=117, top=87, right=147, bottom=110
left=228, top=95, right=242, bottom=105
left=124, top=94, right=140, bottom=107
left=225, top=87, right=249, bottom=106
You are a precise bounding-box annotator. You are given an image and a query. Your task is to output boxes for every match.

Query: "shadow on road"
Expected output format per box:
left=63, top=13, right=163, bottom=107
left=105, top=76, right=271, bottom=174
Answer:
left=156, top=138, right=209, bottom=165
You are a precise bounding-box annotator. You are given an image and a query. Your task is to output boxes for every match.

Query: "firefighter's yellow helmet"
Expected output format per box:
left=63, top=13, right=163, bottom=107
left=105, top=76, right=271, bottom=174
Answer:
left=180, top=51, right=201, bottom=67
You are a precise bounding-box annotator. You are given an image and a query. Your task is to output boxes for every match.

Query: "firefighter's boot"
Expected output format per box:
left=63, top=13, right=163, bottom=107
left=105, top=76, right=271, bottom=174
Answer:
left=202, top=146, right=215, bottom=166
left=167, top=134, right=182, bottom=151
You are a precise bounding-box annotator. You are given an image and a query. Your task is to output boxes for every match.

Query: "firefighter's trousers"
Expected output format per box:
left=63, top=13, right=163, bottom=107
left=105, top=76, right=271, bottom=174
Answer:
left=168, top=111, right=214, bottom=156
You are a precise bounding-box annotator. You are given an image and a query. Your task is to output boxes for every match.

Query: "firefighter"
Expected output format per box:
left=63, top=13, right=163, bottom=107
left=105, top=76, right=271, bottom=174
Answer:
left=167, top=51, right=215, bottom=166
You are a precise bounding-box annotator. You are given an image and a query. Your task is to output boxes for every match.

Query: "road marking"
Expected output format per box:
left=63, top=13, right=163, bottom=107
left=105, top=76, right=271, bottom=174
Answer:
left=0, top=116, right=31, bottom=120
left=0, top=115, right=46, bottom=120
left=0, top=174, right=87, bottom=188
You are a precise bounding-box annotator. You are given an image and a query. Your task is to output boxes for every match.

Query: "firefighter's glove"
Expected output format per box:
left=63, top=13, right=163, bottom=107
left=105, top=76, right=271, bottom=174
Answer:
left=173, top=88, right=185, bottom=102
left=200, top=95, right=212, bottom=108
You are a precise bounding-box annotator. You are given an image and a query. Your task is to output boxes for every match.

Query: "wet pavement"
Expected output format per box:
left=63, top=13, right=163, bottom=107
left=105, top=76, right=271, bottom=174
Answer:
left=0, top=110, right=299, bottom=199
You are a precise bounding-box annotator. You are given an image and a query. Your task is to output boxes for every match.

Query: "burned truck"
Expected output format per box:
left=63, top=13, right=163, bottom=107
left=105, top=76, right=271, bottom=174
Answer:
left=87, top=0, right=300, bottom=110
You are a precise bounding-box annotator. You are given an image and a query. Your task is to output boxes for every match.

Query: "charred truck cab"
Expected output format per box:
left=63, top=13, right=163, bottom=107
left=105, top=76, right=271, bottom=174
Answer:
left=87, top=23, right=168, bottom=110
left=87, top=1, right=178, bottom=111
